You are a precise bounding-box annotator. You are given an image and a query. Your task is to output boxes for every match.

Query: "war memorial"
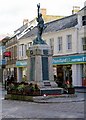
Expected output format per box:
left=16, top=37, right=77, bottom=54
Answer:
left=26, top=3, right=63, bottom=95
left=5, top=4, right=75, bottom=102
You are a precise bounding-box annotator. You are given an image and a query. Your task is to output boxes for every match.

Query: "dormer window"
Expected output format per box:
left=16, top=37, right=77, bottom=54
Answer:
left=82, top=16, right=86, bottom=26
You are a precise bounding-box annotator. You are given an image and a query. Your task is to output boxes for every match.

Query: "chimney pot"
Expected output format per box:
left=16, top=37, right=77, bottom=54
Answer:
left=23, top=19, right=29, bottom=25
left=41, top=9, right=46, bottom=15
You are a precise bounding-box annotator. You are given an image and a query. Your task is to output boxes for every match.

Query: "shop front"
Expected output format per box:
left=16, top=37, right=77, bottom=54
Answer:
left=5, top=66, right=17, bottom=82
left=16, top=54, right=86, bottom=87
left=16, top=60, right=27, bottom=82
left=53, top=54, right=86, bottom=87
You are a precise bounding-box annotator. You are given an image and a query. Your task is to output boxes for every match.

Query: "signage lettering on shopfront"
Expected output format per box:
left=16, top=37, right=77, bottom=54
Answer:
left=16, top=54, right=86, bottom=66
left=53, top=54, right=86, bottom=65
left=16, top=61, right=27, bottom=67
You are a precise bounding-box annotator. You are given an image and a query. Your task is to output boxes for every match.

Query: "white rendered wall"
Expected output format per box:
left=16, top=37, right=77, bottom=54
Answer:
left=72, top=64, right=82, bottom=87
left=43, top=28, right=78, bottom=56
left=17, top=68, right=22, bottom=82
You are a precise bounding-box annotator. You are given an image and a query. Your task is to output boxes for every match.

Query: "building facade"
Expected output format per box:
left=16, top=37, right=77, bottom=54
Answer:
left=0, top=36, right=10, bottom=83
left=4, top=9, right=63, bottom=83
left=16, top=6, right=86, bottom=87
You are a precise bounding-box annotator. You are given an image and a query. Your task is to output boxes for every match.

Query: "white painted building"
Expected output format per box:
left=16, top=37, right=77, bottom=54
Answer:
left=16, top=6, right=86, bottom=87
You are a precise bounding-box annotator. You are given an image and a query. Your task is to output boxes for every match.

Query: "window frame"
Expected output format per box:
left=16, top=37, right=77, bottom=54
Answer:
left=58, top=36, right=62, bottom=52
left=82, top=37, right=86, bottom=51
left=66, top=35, right=72, bottom=51
left=82, top=16, right=86, bottom=26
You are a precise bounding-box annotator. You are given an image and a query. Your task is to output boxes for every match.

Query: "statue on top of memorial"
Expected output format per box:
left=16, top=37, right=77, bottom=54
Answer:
left=33, top=3, right=47, bottom=45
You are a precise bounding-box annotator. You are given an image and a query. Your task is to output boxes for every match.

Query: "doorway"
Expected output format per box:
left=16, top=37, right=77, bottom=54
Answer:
left=54, top=65, right=72, bottom=87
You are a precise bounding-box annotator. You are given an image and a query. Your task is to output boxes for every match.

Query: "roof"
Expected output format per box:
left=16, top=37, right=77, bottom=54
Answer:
left=20, top=14, right=78, bottom=39
left=0, top=35, right=10, bottom=41
left=14, top=23, right=28, bottom=34
left=77, top=6, right=86, bottom=13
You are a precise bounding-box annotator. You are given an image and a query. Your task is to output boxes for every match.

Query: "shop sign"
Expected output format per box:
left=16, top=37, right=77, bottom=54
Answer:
left=0, top=46, right=5, bottom=55
left=16, top=61, right=27, bottom=67
left=0, top=59, right=6, bottom=65
left=52, top=54, right=86, bottom=65
left=3, top=51, right=11, bottom=57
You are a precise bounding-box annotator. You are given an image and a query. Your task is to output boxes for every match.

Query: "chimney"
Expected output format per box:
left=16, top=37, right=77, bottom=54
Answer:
left=23, top=19, right=29, bottom=25
left=40, top=8, right=46, bottom=15
left=72, top=6, right=80, bottom=14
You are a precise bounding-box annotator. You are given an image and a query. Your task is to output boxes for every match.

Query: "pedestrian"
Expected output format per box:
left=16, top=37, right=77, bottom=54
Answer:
left=10, top=75, right=14, bottom=83
left=5, top=76, right=10, bottom=89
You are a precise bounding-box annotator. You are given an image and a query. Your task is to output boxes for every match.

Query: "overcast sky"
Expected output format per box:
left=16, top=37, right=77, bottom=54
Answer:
left=0, top=0, right=86, bottom=35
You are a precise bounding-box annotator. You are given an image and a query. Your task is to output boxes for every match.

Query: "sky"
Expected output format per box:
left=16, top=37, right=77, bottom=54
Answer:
left=0, top=0, right=86, bottom=36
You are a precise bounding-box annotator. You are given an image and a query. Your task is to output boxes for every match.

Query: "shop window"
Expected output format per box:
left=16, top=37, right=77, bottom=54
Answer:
left=82, top=16, right=86, bottom=26
left=82, top=37, right=86, bottom=51
left=57, top=65, right=63, bottom=87
left=82, top=64, right=86, bottom=86
left=67, top=35, right=72, bottom=50
left=58, top=37, right=62, bottom=52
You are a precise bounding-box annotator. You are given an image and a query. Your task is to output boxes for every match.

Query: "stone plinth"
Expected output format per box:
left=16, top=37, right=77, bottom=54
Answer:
left=26, top=43, right=63, bottom=95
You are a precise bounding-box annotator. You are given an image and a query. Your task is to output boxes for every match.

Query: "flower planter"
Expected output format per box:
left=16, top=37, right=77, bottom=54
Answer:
left=7, top=90, right=12, bottom=94
left=68, top=88, right=75, bottom=94
left=11, top=90, right=18, bottom=95
left=5, top=94, right=33, bottom=102
left=33, top=91, right=40, bottom=96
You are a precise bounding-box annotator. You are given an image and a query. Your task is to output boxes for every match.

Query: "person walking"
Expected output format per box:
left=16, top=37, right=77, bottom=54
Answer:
left=10, top=75, right=14, bottom=83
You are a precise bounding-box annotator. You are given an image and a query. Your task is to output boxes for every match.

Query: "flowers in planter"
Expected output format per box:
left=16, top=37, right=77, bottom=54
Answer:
left=64, top=80, right=73, bottom=88
left=63, top=80, right=75, bottom=94
left=7, top=83, right=15, bottom=91
left=17, top=84, right=25, bottom=94
left=7, top=82, right=40, bottom=96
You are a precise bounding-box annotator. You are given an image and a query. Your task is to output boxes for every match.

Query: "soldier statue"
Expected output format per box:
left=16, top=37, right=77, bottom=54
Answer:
left=37, top=3, right=46, bottom=39
left=33, top=3, right=47, bottom=44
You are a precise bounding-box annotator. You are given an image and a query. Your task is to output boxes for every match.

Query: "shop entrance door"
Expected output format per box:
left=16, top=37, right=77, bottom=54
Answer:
left=57, top=65, right=63, bottom=87
left=56, top=65, right=72, bottom=87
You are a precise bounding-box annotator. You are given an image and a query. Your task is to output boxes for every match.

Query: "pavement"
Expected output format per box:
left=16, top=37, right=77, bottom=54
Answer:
left=1, top=93, right=85, bottom=119
left=33, top=93, right=85, bottom=103
left=0, top=83, right=86, bottom=119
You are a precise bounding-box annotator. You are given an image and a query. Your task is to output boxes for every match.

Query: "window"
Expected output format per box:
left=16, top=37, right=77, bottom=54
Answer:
left=82, top=16, right=86, bottom=26
left=58, top=37, right=62, bottom=51
left=21, top=44, right=24, bottom=56
left=28, top=42, right=32, bottom=48
left=19, top=44, right=24, bottom=57
left=82, top=37, right=86, bottom=51
left=49, top=38, right=54, bottom=53
left=67, top=35, right=72, bottom=50
left=14, top=46, right=17, bottom=59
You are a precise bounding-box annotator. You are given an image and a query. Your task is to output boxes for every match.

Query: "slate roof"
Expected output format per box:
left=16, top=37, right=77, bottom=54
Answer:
left=20, top=14, right=78, bottom=39
left=14, top=24, right=28, bottom=34
left=78, top=6, right=86, bottom=13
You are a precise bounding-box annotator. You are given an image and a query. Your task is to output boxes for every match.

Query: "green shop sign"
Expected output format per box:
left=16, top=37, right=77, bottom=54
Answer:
left=16, top=61, right=27, bottom=67
left=52, top=54, right=86, bottom=65
left=16, top=54, right=86, bottom=67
